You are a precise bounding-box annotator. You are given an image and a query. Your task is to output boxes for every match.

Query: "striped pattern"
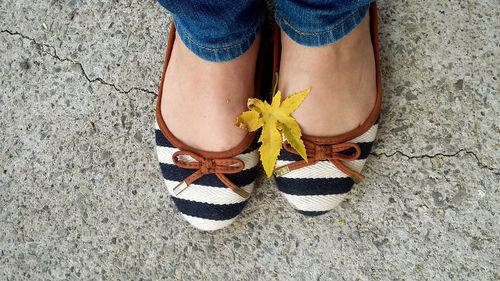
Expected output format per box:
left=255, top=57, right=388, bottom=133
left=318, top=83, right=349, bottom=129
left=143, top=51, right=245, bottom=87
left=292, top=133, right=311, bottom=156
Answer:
left=275, top=123, right=378, bottom=216
left=155, top=120, right=259, bottom=231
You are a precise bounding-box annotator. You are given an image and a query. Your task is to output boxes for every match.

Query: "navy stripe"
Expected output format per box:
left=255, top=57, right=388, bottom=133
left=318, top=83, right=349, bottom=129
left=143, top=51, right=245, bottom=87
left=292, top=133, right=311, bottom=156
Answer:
left=296, top=210, right=329, bottom=216
left=275, top=177, right=354, bottom=195
left=155, top=129, right=174, bottom=147
left=342, top=142, right=373, bottom=160
left=278, top=141, right=373, bottom=161
left=359, top=142, right=374, bottom=159
left=172, top=197, right=247, bottom=221
left=225, top=167, right=258, bottom=187
left=278, top=149, right=303, bottom=161
left=160, top=163, right=257, bottom=187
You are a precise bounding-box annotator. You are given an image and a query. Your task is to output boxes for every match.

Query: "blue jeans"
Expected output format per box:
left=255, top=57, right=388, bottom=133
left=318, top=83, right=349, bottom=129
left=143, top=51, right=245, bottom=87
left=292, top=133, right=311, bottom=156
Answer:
left=157, top=0, right=373, bottom=62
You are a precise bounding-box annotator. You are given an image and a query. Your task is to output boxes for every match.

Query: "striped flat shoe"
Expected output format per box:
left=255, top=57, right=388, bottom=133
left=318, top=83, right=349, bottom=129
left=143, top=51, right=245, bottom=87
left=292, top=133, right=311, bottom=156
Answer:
left=154, top=24, right=264, bottom=231
left=272, top=3, right=382, bottom=216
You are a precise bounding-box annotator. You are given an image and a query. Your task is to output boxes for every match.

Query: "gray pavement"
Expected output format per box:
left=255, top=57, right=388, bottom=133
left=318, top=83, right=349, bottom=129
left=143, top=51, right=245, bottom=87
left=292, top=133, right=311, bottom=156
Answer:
left=0, top=0, right=498, bottom=280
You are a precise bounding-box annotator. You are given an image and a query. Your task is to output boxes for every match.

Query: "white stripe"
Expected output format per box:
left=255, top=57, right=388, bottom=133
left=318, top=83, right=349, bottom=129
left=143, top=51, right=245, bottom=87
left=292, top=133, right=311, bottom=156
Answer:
left=181, top=214, right=236, bottom=231
left=156, top=146, right=179, bottom=163
left=275, top=159, right=366, bottom=179
left=154, top=119, right=160, bottom=130
left=235, top=149, right=260, bottom=169
left=157, top=146, right=259, bottom=171
left=282, top=193, right=347, bottom=211
left=350, top=124, right=378, bottom=143
left=164, top=179, right=254, bottom=205
left=344, top=160, right=366, bottom=173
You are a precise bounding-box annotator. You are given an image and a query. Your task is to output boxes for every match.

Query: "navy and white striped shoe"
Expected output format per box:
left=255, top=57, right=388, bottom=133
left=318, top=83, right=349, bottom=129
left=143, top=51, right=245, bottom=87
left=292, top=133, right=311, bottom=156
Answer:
left=272, top=3, right=382, bottom=215
left=273, top=122, right=379, bottom=215
left=154, top=24, right=262, bottom=231
left=155, top=120, right=259, bottom=230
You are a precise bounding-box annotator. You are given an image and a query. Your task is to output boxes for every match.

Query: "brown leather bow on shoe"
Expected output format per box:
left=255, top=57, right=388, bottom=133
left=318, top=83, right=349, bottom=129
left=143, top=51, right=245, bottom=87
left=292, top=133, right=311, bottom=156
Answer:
left=172, top=150, right=250, bottom=198
left=274, top=140, right=365, bottom=183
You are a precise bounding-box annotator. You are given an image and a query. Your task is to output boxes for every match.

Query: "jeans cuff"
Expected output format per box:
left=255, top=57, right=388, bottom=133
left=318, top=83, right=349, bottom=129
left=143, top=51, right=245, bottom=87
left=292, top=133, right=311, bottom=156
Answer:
left=276, top=4, right=370, bottom=47
left=173, top=9, right=266, bottom=62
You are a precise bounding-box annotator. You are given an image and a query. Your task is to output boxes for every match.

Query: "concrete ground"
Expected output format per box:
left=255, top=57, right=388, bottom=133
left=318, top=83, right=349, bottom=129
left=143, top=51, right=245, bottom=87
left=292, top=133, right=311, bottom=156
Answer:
left=0, top=0, right=498, bottom=280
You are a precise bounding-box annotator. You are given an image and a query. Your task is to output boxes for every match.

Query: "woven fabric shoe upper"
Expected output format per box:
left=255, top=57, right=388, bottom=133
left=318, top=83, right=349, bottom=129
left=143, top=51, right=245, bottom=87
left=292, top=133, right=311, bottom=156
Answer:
left=274, top=122, right=378, bottom=216
left=155, top=120, right=259, bottom=230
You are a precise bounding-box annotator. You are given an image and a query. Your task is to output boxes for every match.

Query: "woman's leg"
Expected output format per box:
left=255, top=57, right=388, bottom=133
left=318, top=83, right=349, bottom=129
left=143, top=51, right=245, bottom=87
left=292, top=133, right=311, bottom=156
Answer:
left=157, top=0, right=265, bottom=151
left=275, top=0, right=376, bottom=136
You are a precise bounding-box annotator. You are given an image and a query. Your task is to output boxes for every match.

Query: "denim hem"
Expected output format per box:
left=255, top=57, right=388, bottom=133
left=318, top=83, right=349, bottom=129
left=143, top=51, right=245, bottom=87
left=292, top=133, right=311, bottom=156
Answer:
left=276, top=4, right=370, bottom=47
left=173, top=9, right=266, bottom=62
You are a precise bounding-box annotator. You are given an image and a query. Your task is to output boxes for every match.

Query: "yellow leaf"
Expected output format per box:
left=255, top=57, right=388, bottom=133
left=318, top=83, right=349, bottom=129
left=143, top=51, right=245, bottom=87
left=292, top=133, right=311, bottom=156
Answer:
left=247, top=98, right=270, bottom=114
left=258, top=119, right=282, bottom=177
left=279, top=116, right=307, bottom=161
left=280, top=87, right=311, bottom=115
left=235, top=73, right=310, bottom=177
left=236, top=110, right=263, bottom=131
left=271, top=90, right=282, bottom=110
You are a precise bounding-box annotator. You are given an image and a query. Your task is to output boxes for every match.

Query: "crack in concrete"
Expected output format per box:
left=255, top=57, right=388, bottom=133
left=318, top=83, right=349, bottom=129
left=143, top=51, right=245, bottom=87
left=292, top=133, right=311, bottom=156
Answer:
left=1, top=29, right=157, bottom=97
left=371, top=149, right=499, bottom=174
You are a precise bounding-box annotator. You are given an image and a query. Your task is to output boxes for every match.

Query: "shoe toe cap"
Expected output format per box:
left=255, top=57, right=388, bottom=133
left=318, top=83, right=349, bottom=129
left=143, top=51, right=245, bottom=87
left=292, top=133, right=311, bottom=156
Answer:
left=275, top=170, right=354, bottom=214
left=181, top=213, right=238, bottom=231
left=281, top=191, right=349, bottom=214
left=170, top=195, right=249, bottom=230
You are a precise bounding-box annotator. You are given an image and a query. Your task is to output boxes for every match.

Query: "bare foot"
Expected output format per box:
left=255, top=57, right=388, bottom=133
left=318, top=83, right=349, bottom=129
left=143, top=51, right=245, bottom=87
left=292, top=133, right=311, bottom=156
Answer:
left=278, top=14, right=376, bottom=136
left=161, top=33, right=260, bottom=152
